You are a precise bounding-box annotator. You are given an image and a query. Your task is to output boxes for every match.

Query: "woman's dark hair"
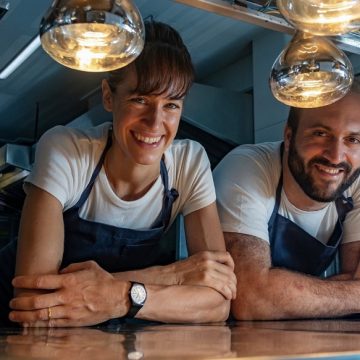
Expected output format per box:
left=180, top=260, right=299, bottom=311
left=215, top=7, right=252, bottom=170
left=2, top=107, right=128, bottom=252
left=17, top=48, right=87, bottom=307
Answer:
left=107, top=20, right=194, bottom=99
left=287, top=77, right=360, bottom=134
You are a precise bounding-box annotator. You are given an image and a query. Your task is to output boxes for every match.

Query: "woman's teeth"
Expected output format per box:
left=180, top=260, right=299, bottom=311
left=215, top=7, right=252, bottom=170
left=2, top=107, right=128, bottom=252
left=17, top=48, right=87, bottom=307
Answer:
left=134, top=133, right=161, bottom=144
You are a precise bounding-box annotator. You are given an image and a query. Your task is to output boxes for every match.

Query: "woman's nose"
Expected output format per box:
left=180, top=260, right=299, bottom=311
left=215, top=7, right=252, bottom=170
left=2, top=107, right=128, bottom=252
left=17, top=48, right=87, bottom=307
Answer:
left=144, top=106, right=162, bottom=128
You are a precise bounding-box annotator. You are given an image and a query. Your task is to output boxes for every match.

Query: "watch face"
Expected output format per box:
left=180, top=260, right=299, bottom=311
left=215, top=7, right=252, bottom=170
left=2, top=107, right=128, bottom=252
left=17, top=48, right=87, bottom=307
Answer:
left=131, top=283, right=147, bottom=306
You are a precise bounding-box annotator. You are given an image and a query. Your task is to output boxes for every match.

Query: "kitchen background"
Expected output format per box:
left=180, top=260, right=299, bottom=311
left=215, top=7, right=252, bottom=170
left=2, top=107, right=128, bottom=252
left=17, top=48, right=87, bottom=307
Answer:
left=0, top=0, right=359, bottom=255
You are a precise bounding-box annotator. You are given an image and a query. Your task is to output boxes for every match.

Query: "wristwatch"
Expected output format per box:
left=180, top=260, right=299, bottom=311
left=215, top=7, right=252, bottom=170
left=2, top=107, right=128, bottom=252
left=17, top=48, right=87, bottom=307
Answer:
left=127, top=282, right=147, bottom=318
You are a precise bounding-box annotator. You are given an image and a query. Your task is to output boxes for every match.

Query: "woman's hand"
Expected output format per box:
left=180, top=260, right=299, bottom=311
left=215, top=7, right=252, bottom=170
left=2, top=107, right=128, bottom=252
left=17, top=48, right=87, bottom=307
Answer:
left=165, top=251, right=237, bottom=300
left=10, top=261, right=131, bottom=327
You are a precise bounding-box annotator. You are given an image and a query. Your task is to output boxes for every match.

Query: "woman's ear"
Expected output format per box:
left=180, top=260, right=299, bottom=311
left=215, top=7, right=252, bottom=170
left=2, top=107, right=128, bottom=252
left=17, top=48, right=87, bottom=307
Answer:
left=102, top=79, right=113, bottom=112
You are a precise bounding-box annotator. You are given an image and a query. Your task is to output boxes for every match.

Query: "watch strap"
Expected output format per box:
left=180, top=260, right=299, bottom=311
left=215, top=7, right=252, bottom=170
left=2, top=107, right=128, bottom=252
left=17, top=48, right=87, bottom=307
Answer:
left=126, top=282, right=145, bottom=319
left=127, top=303, right=142, bottom=318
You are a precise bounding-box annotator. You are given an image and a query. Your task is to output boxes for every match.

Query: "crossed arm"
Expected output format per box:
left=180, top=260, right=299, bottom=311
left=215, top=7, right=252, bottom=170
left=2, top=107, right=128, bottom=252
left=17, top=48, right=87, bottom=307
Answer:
left=9, top=185, right=236, bottom=326
left=226, top=232, right=360, bottom=320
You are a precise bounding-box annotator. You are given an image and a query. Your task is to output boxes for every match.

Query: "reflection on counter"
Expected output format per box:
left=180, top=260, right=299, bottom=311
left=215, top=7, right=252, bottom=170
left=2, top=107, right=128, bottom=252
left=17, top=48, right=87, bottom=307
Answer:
left=2, top=320, right=360, bottom=359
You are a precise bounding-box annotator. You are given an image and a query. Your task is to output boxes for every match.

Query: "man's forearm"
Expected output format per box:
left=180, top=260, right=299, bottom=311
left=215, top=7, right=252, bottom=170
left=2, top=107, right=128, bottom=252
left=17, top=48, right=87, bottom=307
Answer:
left=233, top=267, right=360, bottom=320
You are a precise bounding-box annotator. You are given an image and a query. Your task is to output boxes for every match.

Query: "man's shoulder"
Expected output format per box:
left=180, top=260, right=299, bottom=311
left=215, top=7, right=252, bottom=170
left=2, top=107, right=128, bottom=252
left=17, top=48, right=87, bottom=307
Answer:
left=214, top=141, right=282, bottom=177
left=227, top=141, right=281, bottom=160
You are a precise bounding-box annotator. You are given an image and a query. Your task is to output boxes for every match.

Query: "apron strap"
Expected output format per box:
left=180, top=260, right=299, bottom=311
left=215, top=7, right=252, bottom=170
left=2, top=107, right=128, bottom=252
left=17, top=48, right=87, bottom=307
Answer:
left=72, top=128, right=112, bottom=209
left=151, top=159, right=179, bottom=230
left=268, top=143, right=284, bottom=228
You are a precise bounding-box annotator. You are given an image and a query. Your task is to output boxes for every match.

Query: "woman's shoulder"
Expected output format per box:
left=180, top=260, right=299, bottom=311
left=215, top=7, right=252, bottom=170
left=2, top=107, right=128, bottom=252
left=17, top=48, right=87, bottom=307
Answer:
left=165, top=139, right=210, bottom=177
left=38, top=122, right=111, bottom=156
left=167, top=138, right=207, bottom=160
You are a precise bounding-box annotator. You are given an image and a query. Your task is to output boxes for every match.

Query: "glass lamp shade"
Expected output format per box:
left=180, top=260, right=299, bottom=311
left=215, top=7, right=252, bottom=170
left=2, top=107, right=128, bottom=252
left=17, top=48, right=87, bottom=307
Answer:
left=270, top=31, right=354, bottom=108
left=277, top=0, right=360, bottom=36
left=40, top=0, right=145, bottom=72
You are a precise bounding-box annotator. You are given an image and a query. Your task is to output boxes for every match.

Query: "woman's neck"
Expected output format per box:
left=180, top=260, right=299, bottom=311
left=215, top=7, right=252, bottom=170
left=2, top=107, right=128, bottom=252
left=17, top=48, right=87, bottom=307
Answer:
left=104, top=149, right=161, bottom=201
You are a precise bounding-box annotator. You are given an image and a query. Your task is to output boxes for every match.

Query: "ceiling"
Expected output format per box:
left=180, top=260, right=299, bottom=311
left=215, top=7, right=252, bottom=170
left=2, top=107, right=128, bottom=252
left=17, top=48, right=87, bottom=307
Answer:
left=0, top=0, right=359, bottom=147
left=0, top=0, right=267, bottom=146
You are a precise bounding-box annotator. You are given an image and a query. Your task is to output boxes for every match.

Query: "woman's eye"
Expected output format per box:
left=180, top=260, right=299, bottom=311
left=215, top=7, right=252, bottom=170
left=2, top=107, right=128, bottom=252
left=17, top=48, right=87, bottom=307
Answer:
left=165, top=103, right=180, bottom=110
left=131, top=97, right=146, bottom=104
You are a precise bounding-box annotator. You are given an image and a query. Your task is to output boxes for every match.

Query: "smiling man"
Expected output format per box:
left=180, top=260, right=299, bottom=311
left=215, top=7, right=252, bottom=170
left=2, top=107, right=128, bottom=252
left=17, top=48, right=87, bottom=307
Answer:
left=214, top=79, right=360, bottom=320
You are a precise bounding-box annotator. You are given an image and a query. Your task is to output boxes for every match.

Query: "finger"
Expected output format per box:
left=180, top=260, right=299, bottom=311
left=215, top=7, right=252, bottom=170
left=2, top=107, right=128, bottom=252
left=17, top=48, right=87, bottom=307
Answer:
left=202, top=260, right=237, bottom=288
left=9, top=308, right=51, bottom=323
left=12, top=274, right=65, bottom=290
left=10, top=292, right=63, bottom=311
left=9, top=305, right=65, bottom=324
left=199, top=267, right=237, bottom=300
left=197, top=270, right=233, bottom=300
left=60, top=260, right=97, bottom=274
left=197, top=251, right=235, bottom=270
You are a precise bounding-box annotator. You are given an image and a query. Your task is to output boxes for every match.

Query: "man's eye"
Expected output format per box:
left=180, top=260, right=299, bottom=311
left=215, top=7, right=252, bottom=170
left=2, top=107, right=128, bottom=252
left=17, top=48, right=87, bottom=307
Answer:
left=347, top=137, right=360, bottom=144
left=313, top=131, right=327, bottom=137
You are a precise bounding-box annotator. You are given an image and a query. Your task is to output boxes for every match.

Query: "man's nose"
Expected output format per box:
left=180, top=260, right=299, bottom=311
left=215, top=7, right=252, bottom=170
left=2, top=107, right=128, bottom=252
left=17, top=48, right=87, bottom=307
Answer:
left=323, top=139, right=346, bottom=164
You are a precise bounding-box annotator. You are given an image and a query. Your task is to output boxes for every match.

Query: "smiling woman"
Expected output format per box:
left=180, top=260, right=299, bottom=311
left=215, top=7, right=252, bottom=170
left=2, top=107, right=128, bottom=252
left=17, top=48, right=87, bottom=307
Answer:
left=0, top=20, right=236, bottom=327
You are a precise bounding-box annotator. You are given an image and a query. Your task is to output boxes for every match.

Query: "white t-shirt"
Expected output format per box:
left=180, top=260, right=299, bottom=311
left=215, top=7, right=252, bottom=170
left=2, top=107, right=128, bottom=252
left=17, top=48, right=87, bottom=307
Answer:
left=25, top=123, right=215, bottom=230
left=213, top=141, right=360, bottom=245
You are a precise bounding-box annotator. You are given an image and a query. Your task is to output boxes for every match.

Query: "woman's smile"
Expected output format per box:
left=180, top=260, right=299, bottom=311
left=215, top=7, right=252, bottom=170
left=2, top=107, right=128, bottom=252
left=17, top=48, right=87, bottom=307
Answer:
left=132, top=131, right=163, bottom=145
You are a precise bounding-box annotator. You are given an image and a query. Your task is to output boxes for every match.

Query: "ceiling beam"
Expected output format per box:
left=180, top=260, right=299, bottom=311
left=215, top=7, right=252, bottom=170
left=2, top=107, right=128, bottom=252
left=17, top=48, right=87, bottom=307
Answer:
left=175, top=0, right=360, bottom=55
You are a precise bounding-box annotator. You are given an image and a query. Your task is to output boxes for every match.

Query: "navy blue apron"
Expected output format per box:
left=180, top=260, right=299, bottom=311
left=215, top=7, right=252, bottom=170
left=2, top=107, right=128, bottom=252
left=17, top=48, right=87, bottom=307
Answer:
left=0, top=129, right=179, bottom=326
left=268, top=144, right=353, bottom=276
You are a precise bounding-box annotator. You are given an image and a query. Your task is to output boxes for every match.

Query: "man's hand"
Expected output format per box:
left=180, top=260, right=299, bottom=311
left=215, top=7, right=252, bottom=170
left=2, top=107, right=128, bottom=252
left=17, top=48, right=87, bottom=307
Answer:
left=169, top=251, right=237, bottom=300
left=10, top=261, right=131, bottom=327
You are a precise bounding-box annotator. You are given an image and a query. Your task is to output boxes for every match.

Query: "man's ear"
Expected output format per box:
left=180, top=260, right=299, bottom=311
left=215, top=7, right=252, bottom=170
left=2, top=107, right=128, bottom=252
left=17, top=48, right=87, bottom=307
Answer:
left=102, top=79, right=113, bottom=112
left=284, top=124, right=293, bottom=152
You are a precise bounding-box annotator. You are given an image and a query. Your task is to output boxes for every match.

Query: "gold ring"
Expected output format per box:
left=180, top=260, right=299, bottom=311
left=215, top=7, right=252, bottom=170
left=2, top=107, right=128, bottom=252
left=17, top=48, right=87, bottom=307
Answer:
left=48, top=307, right=52, bottom=320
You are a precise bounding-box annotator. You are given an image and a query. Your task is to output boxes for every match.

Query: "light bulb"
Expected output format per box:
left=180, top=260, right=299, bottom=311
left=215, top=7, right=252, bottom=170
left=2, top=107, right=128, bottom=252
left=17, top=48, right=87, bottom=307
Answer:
left=270, top=31, right=354, bottom=108
left=277, top=0, right=360, bottom=36
left=40, top=0, right=145, bottom=72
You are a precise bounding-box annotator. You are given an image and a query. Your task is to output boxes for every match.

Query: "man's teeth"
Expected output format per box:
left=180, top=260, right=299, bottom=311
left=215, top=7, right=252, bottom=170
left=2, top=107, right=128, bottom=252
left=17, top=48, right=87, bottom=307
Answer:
left=134, top=133, right=161, bottom=144
left=317, top=164, right=342, bottom=174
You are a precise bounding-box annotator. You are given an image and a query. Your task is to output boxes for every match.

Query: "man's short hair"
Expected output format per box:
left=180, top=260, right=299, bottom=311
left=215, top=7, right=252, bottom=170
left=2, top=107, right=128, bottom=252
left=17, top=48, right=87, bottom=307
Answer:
left=287, top=77, right=360, bottom=134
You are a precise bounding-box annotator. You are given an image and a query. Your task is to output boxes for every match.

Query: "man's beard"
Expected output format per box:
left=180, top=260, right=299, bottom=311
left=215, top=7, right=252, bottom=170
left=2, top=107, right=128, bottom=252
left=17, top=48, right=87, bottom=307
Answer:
left=287, top=139, right=360, bottom=202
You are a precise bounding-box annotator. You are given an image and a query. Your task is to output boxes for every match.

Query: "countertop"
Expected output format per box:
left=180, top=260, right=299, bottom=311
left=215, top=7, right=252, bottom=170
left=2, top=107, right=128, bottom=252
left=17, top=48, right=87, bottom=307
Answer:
left=2, top=320, right=360, bottom=359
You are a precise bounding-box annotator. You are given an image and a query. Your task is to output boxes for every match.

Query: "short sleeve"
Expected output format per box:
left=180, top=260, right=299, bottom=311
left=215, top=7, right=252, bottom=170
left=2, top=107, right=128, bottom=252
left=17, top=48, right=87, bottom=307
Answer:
left=213, top=146, right=279, bottom=243
left=24, top=126, right=88, bottom=208
left=342, top=177, right=360, bottom=244
left=171, top=140, right=216, bottom=217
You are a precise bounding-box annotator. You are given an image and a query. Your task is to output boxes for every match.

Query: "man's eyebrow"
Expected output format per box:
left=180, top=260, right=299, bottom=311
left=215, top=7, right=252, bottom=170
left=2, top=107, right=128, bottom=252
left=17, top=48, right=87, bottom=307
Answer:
left=306, top=123, right=333, bottom=130
left=306, top=123, right=360, bottom=136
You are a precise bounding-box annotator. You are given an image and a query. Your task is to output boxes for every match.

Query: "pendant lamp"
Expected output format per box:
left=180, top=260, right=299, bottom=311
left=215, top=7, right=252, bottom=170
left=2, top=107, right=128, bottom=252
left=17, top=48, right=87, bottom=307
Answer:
left=270, top=31, right=354, bottom=108
left=277, top=0, right=360, bottom=36
left=40, top=0, right=145, bottom=72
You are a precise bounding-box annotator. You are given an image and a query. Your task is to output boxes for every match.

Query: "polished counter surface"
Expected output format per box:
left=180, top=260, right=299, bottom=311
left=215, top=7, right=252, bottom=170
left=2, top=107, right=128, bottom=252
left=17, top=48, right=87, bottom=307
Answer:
left=2, top=320, right=360, bottom=359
